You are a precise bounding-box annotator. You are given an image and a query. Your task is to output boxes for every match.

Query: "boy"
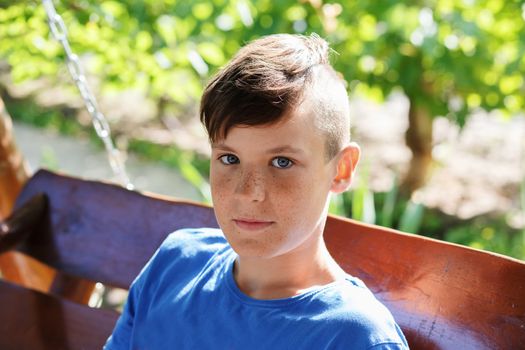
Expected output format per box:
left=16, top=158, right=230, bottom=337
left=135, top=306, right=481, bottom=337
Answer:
left=105, top=33, right=408, bottom=349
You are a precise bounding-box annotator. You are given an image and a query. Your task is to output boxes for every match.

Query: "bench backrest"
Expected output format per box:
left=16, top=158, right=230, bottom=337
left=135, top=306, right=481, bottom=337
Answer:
left=10, top=169, right=525, bottom=349
left=13, top=169, right=219, bottom=290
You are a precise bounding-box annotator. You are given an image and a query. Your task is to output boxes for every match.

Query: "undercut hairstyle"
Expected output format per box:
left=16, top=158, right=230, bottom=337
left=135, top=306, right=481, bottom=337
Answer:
left=200, top=33, right=350, bottom=160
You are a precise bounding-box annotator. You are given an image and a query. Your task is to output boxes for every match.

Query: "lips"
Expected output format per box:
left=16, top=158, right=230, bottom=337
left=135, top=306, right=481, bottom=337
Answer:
left=233, top=218, right=274, bottom=231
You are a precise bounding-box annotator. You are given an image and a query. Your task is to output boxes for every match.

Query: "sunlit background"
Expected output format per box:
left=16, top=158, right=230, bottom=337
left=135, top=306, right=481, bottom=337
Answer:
left=1, top=0, right=524, bottom=265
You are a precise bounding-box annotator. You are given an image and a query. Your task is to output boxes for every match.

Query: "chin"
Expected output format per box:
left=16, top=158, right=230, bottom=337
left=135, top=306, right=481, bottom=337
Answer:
left=228, top=238, right=266, bottom=256
left=226, top=236, right=279, bottom=259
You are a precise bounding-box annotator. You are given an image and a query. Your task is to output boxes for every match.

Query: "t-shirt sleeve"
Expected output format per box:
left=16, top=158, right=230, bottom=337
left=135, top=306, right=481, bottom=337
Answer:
left=317, top=277, right=410, bottom=350
left=323, top=320, right=409, bottom=350
left=367, top=342, right=410, bottom=350
left=103, top=242, right=162, bottom=349
left=103, top=285, right=137, bottom=349
left=103, top=228, right=226, bottom=349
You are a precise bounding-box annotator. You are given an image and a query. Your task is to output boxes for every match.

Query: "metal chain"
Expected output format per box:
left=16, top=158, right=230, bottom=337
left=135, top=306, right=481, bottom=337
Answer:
left=42, top=0, right=133, bottom=189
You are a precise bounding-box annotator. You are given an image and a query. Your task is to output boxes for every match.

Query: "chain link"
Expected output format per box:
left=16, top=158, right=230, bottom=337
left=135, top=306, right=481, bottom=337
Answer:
left=42, top=0, right=133, bottom=189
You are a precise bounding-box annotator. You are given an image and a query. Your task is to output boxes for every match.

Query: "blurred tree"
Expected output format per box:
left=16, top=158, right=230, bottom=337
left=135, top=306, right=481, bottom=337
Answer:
left=0, top=0, right=524, bottom=193
left=318, top=0, right=525, bottom=193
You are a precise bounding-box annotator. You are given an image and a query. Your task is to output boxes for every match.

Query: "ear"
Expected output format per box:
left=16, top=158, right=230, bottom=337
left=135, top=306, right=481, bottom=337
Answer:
left=330, top=143, right=360, bottom=194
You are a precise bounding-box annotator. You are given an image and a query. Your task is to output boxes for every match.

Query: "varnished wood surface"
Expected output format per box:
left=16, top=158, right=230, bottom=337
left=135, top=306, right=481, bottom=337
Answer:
left=0, top=194, right=47, bottom=254
left=0, top=279, right=119, bottom=350
left=0, top=96, right=55, bottom=294
left=325, top=217, right=525, bottom=349
left=3, top=169, right=525, bottom=349
left=13, top=169, right=219, bottom=290
left=0, top=96, right=29, bottom=218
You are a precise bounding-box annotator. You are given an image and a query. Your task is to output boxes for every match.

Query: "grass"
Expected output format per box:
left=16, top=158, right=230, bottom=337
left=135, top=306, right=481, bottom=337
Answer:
left=329, top=174, right=525, bottom=261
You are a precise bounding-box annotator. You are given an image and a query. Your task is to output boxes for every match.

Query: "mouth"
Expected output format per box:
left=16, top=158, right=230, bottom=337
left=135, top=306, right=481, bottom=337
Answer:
left=233, top=218, right=274, bottom=231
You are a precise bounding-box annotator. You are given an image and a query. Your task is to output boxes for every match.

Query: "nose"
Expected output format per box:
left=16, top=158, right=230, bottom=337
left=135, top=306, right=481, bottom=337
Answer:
left=234, top=168, right=266, bottom=202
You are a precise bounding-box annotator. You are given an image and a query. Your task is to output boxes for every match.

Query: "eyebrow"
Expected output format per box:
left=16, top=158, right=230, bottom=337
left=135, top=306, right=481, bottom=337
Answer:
left=212, top=143, right=305, bottom=155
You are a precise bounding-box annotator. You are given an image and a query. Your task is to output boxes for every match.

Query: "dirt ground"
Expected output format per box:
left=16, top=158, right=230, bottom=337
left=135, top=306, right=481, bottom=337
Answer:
left=350, top=93, right=525, bottom=226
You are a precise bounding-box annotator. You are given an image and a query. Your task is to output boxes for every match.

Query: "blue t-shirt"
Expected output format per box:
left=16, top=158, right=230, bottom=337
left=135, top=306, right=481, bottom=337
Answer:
left=105, top=228, right=409, bottom=349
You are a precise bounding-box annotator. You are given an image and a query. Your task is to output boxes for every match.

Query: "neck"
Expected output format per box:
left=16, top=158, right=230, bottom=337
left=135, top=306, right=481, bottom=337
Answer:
left=232, top=235, right=347, bottom=300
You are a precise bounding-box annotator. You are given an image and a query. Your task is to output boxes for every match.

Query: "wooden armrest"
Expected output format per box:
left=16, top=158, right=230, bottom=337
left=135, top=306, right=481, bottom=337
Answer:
left=0, top=194, right=47, bottom=254
left=0, top=279, right=119, bottom=350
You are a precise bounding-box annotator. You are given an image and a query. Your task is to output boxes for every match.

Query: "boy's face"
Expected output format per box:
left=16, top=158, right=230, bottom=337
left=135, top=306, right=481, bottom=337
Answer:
left=210, top=103, right=356, bottom=260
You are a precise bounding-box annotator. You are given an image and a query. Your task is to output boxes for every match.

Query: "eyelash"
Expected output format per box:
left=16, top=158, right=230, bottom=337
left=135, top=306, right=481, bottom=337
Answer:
left=218, top=154, right=294, bottom=169
left=219, top=154, right=239, bottom=165
left=271, top=157, right=293, bottom=169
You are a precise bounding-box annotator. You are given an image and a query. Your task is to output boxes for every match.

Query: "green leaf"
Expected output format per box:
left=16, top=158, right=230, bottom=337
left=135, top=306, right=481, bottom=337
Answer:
left=156, top=15, right=177, bottom=45
left=197, top=42, right=226, bottom=66
left=351, top=164, right=375, bottom=224
left=178, top=153, right=211, bottom=202
left=398, top=201, right=424, bottom=234
left=135, top=30, right=153, bottom=51
left=380, top=175, right=398, bottom=228
left=329, top=194, right=346, bottom=216
left=40, top=146, right=59, bottom=171
left=192, top=3, right=214, bottom=20
left=100, top=1, right=126, bottom=18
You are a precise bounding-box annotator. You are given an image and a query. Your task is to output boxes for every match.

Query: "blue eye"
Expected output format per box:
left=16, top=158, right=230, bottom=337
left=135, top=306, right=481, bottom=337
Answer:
left=271, top=157, right=293, bottom=169
left=219, top=154, right=239, bottom=165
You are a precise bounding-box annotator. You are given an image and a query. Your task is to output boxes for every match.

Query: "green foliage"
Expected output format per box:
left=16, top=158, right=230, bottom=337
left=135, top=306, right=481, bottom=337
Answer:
left=3, top=96, right=84, bottom=135
left=1, top=0, right=523, bottom=122
left=522, top=173, right=525, bottom=230
left=1, top=1, right=524, bottom=260
left=379, top=174, right=398, bottom=227
left=445, top=221, right=524, bottom=261
left=330, top=173, right=425, bottom=235
left=335, top=1, right=524, bottom=122
left=329, top=175, right=523, bottom=260
left=40, top=145, right=59, bottom=170
left=351, top=164, right=375, bottom=224
left=521, top=174, right=525, bottom=253
left=127, top=139, right=211, bottom=202
left=398, top=201, right=424, bottom=234
left=4, top=96, right=211, bottom=201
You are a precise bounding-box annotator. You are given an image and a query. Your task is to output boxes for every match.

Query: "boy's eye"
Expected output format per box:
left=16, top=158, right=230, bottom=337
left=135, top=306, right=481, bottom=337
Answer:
left=271, top=157, right=293, bottom=169
left=219, top=154, right=239, bottom=165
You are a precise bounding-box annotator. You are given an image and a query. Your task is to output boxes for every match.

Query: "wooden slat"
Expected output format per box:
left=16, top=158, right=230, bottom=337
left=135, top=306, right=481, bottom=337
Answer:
left=0, top=194, right=47, bottom=254
left=7, top=169, right=525, bottom=349
left=48, top=272, right=96, bottom=304
left=0, top=279, right=119, bottom=350
left=0, top=96, right=29, bottom=218
left=0, top=178, right=94, bottom=304
left=325, top=217, right=525, bottom=350
left=0, top=96, right=55, bottom=293
left=14, top=169, right=219, bottom=290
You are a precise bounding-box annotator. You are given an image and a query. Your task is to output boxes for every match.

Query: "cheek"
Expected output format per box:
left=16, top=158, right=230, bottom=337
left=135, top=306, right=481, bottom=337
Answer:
left=273, top=170, right=324, bottom=198
left=210, top=170, right=233, bottom=209
left=267, top=173, right=296, bottom=201
left=269, top=173, right=320, bottom=215
left=275, top=172, right=331, bottom=224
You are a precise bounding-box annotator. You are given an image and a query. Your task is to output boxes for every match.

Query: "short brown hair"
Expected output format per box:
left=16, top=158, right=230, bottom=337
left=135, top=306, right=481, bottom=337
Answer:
left=200, top=33, right=350, bottom=159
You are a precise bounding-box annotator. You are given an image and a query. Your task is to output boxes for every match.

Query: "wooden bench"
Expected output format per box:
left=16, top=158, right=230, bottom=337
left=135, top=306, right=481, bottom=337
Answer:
left=1, top=169, right=524, bottom=349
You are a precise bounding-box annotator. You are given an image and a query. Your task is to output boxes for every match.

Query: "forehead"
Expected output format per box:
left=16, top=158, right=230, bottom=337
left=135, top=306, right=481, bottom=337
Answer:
left=212, top=105, right=325, bottom=152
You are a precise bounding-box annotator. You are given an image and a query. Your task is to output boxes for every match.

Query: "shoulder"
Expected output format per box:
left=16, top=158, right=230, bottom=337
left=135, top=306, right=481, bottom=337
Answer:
left=105, top=228, right=231, bottom=349
left=308, top=277, right=409, bottom=349
left=158, top=227, right=229, bottom=258
left=137, top=228, right=230, bottom=284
